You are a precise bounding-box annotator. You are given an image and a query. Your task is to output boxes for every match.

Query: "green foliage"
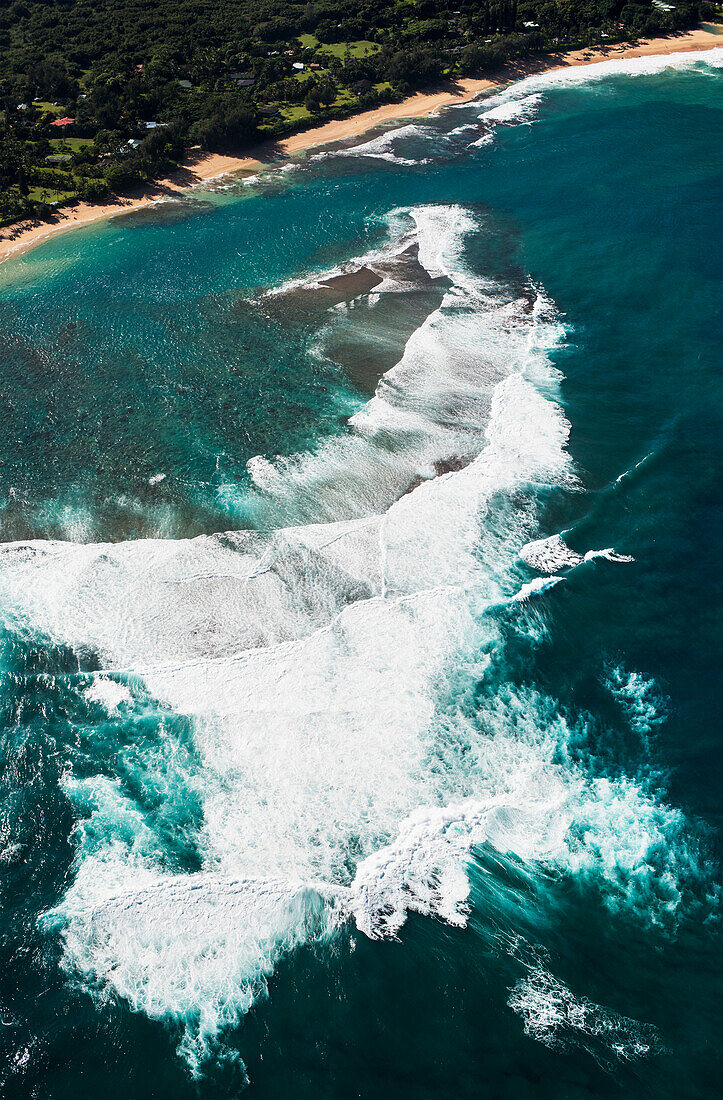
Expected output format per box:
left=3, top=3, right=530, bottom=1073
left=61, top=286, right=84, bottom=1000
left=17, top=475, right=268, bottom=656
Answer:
left=0, top=0, right=703, bottom=226
left=103, top=162, right=144, bottom=192
left=386, top=47, right=444, bottom=89
left=82, top=177, right=110, bottom=201
left=318, top=40, right=381, bottom=58
left=189, top=96, right=258, bottom=151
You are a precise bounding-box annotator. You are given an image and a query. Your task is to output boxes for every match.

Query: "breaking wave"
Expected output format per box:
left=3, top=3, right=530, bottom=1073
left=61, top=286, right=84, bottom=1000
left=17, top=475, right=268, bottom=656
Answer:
left=313, top=123, right=434, bottom=166
left=521, top=532, right=634, bottom=573
left=481, top=92, right=544, bottom=125
left=0, top=200, right=714, bottom=1072
left=474, top=46, right=723, bottom=122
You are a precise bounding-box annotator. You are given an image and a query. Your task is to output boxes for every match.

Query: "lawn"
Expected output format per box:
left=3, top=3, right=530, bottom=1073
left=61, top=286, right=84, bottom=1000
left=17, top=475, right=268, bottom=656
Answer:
left=49, top=137, right=93, bottom=151
left=294, top=69, right=329, bottom=81
left=26, top=186, right=78, bottom=204
left=280, top=104, right=313, bottom=122
left=297, top=37, right=381, bottom=58
left=32, top=101, right=65, bottom=115
left=32, top=164, right=74, bottom=179
left=318, top=40, right=380, bottom=58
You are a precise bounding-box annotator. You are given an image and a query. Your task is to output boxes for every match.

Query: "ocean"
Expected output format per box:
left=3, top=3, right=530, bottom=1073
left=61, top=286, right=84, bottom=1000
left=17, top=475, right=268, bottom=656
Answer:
left=0, top=49, right=721, bottom=1099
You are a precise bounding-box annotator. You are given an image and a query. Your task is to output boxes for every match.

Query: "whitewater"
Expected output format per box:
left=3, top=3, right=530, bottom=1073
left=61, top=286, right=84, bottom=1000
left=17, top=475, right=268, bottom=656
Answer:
left=0, top=49, right=721, bottom=1099
left=0, top=199, right=711, bottom=1075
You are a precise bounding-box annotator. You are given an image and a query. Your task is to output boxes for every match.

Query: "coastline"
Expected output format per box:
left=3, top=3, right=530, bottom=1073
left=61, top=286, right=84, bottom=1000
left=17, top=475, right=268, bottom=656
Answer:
left=1, top=26, right=720, bottom=266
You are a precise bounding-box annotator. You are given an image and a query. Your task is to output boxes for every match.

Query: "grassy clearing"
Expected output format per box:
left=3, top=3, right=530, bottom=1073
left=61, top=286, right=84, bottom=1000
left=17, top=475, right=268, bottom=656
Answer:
left=26, top=186, right=78, bottom=203
left=31, top=163, right=77, bottom=183
left=318, top=40, right=380, bottom=58
left=32, top=101, right=65, bottom=115
left=280, top=104, right=313, bottom=122
left=32, top=166, right=76, bottom=183
left=297, top=33, right=318, bottom=48
left=49, top=137, right=93, bottom=151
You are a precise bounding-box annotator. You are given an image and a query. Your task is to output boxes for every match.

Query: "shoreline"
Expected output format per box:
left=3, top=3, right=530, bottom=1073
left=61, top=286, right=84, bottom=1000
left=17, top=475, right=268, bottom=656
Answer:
left=1, top=26, right=720, bottom=266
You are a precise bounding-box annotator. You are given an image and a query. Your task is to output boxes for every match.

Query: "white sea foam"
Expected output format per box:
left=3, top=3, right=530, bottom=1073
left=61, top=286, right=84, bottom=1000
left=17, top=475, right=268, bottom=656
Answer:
left=351, top=791, right=570, bottom=939
left=246, top=453, right=282, bottom=491
left=521, top=533, right=582, bottom=571
left=409, top=203, right=478, bottom=283
left=448, top=123, right=479, bottom=137
left=45, top=862, right=343, bottom=1074
left=247, top=206, right=569, bottom=529
left=262, top=220, right=417, bottom=299
left=615, top=449, right=654, bottom=484
left=84, top=677, right=133, bottom=714
left=476, top=47, right=723, bottom=124
left=512, top=576, right=563, bottom=602
left=311, top=122, right=458, bottom=167
left=508, top=962, right=661, bottom=1063
left=604, top=665, right=666, bottom=740
left=481, top=92, right=544, bottom=125
left=0, top=200, right=710, bottom=1069
left=521, top=533, right=634, bottom=573
left=348, top=682, right=711, bottom=939
left=584, top=547, right=634, bottom=563
left=316, top=123, right=433, bottom=166
left=469, top=130, right=495, bottom=148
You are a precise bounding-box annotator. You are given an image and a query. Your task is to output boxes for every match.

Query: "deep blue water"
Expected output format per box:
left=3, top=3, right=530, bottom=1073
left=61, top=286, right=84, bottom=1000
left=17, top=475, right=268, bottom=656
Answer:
left=0, top=50, right=721, bottom=1099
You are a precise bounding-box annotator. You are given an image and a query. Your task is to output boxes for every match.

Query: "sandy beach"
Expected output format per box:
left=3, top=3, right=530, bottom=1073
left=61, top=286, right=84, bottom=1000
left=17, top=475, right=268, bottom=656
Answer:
left=1, top=26, right=720, bottom=265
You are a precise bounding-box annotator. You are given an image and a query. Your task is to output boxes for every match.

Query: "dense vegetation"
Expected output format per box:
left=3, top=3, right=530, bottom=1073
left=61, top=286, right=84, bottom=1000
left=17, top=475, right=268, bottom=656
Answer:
left=0, top=0, right=716, bottom=225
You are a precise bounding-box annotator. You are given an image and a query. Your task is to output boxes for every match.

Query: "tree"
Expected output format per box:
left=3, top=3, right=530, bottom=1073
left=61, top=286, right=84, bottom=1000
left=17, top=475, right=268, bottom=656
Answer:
left=386, top=48, right=444, bottom=90
left=317, top=78, right=337, bottom=107
left=304, top=88, right=322, bottom=113
left=189, top=96, right=258, bottom=151
left=82, top=177, right=110, bottom=201
left=104, top=162, right=143, bottom=192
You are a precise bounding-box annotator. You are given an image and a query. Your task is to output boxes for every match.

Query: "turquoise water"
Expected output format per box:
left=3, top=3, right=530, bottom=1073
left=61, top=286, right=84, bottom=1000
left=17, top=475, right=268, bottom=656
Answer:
left=0, top=50, right=721, bottom=1099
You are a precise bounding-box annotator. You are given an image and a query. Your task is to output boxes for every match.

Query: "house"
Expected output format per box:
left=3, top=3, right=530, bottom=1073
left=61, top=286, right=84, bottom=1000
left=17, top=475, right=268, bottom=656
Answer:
left=45, top=153, right=72, bottom=164
left=144, top=121, right=168, bottom=129
left=178, top=79, right=192, bottom=90
left=231, top=72, right=256, bottom=86
left=50, top=116, right=75, bottom=127
left=292, top=62, right=304, bottom=71
left=112, top=138, right=142, bottom=157
left=310, top=62, right=322, bottom=70
left=351, top=79, right=372, bottom=94
left=259, top=105, right=281, bottom=117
